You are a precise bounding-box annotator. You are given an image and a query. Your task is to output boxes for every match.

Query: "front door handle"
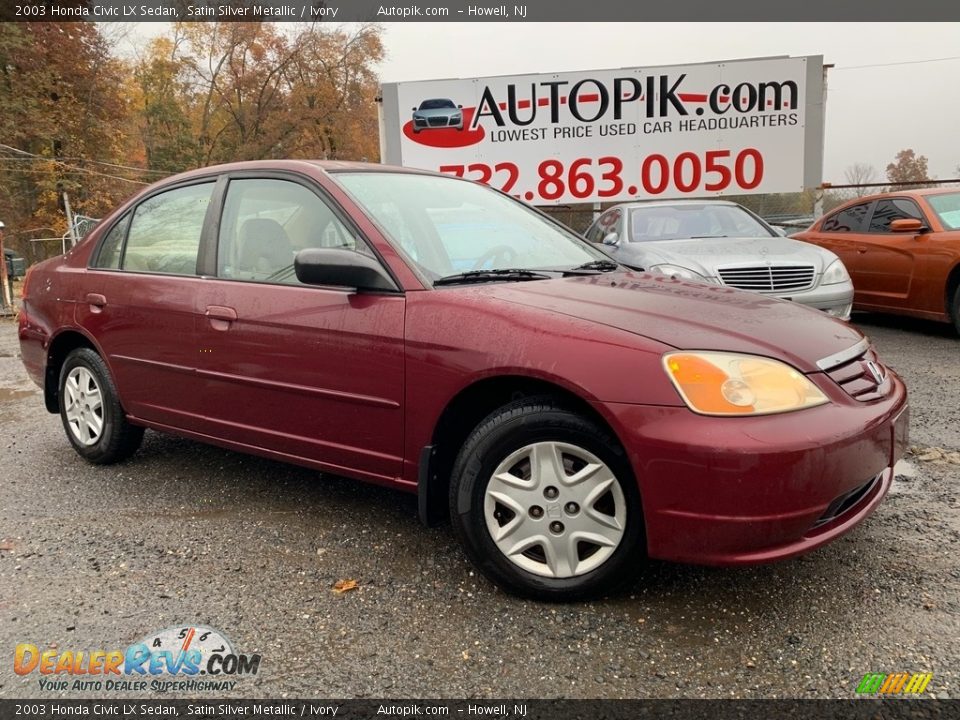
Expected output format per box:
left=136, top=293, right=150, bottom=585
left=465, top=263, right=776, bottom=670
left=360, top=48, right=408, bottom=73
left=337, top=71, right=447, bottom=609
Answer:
left=205, top=305, right=238, bottom=331
left=857, top=247, right=868, bottom=254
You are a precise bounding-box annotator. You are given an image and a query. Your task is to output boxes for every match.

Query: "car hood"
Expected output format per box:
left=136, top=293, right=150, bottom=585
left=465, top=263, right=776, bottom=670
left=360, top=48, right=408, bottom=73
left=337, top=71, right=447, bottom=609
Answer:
left=481, top=271, right=862, bottom=373
left=613, top=235, right=835, bottom=275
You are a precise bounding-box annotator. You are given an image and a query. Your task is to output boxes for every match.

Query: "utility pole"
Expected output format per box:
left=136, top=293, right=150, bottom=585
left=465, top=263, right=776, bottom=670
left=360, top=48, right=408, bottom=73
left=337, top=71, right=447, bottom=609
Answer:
left=63, top=191, right=79, bottom=248
left=0, top=221, right=12, bottom=313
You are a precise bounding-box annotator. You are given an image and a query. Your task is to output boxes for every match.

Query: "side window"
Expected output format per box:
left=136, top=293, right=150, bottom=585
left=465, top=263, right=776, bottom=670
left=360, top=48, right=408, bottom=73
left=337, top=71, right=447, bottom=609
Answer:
left=123, top=183, right=214, bottom=275
left=868, top=199, right=925, bottom=232
left=217, top=178, right=371, bottom=285
left=91, top=214, right=129, bottom=269
left=821, top=203, right=871, bottom=233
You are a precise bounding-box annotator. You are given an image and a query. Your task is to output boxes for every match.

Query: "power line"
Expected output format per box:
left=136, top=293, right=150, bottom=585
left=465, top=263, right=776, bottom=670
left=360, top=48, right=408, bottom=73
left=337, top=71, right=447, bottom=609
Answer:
left=0, top=144, right=152, bottom=185
left=0, top=143, right=166, bottom=180
left=836, top=55, right=960, bottom=71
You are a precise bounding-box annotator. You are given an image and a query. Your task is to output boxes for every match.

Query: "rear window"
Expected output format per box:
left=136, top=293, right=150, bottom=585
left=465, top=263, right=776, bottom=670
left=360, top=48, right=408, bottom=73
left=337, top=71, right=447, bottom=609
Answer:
left=122, top=183, right=214, bottom=275
left=822, top=203, right=871, bottom=233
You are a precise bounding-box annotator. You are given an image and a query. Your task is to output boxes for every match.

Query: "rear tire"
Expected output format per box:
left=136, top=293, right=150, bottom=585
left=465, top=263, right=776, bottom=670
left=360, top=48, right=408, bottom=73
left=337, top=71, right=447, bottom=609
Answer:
left=58, top=348, right=144, bottom=464
left=952, top=285, right=960, bottom=336
left=449, top=397, right=645, bottom=601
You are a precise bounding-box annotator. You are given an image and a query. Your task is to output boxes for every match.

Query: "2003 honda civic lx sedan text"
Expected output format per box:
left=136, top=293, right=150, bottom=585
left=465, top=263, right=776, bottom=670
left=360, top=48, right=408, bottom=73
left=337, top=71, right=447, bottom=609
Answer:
left=18, top=161, right=909, bottom=600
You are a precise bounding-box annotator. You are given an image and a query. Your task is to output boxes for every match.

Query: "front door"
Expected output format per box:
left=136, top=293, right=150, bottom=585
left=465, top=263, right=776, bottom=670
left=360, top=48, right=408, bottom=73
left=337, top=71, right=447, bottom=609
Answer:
left=854, top=197, right=930, bottom=309
left=194, top=175, right=406, bottom=483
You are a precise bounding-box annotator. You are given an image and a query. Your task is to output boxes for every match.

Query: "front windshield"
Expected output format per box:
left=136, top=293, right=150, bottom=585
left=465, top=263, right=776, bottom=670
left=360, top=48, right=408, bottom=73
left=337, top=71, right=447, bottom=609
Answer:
left=629, top=204, right=775, bottom=242
left=334, top=172, right=609, bottom=281
left=419, top=99, right=455, bottom=110
left=927, top=192, right=960, bottom=230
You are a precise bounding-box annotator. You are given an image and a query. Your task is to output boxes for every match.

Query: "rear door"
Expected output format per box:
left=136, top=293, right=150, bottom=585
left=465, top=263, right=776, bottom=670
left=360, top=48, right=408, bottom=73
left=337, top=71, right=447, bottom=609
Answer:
left=803, top=201, right=874, bottom=303
left=79, top=178, right=219, bottom=432
left=193, top=174, right=406, bottom=483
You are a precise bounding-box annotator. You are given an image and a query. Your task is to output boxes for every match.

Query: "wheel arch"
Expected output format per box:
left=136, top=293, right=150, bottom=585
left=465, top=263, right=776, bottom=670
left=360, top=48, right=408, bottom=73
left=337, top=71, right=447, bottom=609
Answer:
left=43, top=328, right=104, bottom=413
left=946, top=261, right=960, bottom=320
left=418, top=374, right=628, bottom=527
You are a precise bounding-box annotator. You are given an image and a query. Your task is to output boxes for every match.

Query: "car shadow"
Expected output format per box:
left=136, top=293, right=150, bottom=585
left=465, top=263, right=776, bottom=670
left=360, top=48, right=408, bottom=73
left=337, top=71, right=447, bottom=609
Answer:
left=852, top=311, right=957, bottom=338
left=123, top=430, right=890, bottom=624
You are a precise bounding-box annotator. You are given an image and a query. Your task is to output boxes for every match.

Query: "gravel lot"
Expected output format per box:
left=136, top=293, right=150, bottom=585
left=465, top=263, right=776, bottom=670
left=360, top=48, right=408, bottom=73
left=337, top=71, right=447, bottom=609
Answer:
left=0, top=311, right=958, bottom=699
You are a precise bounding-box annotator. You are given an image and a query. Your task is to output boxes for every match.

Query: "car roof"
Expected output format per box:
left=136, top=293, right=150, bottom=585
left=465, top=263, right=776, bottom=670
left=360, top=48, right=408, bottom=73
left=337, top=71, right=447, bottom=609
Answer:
left=609, top=199, right=742, bottom=210
left=835, top=186, right=960, bottom=204
left=140, top=159, right=433, bottom=187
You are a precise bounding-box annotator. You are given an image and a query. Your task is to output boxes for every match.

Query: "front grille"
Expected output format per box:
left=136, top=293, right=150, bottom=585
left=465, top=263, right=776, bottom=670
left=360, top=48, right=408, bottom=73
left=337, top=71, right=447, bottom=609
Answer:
left=717, top=264, right=816, bottom=292
left=825, top=347, right=888, bottom=401
left=428, top=117, right=447, bottom=127
left=812, top=474, right=881, bottom=528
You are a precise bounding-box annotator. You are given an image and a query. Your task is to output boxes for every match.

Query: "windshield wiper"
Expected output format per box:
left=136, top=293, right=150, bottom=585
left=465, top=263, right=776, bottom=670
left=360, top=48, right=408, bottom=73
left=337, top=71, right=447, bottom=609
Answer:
left=433, top=269, right=551, bottom=286
left=566, top=259, right=621, bottom=273
left=689, top=235, right=728, bottom=239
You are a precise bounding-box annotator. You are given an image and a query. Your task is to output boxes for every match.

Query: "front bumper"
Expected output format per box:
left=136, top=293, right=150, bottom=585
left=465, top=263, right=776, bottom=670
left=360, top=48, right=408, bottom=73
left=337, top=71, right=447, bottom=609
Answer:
left=710, top=278, right=855, bottom=320
left=599, top=370, right=908, bottom=565
left=772, top=281, right=854, bottom=320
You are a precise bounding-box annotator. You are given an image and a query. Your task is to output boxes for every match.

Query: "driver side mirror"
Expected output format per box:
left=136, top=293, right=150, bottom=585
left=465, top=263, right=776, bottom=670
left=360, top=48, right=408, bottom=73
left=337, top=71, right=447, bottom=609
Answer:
left=890, top=218, right=928, bottom=234
left=603, top=232, right=620, bottom=247
left=294, top=248, right=394, bottom=291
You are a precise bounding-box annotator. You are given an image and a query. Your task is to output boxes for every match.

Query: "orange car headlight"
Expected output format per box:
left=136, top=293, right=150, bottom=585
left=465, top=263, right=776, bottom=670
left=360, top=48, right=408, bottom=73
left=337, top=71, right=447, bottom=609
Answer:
left=662, top=352, right=829, bottom=416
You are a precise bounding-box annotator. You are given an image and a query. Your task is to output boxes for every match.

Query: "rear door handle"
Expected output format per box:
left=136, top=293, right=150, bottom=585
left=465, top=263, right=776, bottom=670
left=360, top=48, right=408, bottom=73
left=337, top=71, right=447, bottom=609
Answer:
left=205, top=305, right=238, bottom=330
left=857, top=247, right=868, bottom=254
left=85, top=293, right=106, bottom=311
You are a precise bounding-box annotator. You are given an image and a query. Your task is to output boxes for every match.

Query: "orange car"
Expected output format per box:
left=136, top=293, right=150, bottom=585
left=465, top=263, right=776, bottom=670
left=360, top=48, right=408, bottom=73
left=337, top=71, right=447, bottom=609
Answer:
left=793, top=188, right=960, bottom=333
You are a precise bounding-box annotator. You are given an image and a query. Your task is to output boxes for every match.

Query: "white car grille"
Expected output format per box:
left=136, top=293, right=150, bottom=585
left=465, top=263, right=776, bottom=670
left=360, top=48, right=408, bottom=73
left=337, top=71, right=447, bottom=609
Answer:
left=717, top=264, right=816, bottom=292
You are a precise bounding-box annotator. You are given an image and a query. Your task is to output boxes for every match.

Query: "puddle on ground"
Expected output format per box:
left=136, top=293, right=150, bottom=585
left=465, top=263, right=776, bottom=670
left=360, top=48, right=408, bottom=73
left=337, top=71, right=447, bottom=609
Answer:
left=0, top=387, right=37, bottom=402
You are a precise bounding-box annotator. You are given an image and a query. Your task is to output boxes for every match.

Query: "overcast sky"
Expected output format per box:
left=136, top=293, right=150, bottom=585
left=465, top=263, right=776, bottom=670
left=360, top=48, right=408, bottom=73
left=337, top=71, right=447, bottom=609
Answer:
left=126, top=22, right=960, bottom=182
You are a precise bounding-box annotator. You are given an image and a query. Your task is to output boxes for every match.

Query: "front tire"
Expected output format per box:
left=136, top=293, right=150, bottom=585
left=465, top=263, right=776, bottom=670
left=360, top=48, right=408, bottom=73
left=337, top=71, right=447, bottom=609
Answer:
left=59, top=348, right=144, bottom=464
left=449, top=398, right=645, bottom=600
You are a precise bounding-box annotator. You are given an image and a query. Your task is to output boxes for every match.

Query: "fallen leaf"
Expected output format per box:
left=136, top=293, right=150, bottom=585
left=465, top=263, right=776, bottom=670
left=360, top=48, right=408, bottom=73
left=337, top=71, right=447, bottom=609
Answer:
left=332, top=579, right=358, bottom=594
left=0, top=540, right=14, bottom=552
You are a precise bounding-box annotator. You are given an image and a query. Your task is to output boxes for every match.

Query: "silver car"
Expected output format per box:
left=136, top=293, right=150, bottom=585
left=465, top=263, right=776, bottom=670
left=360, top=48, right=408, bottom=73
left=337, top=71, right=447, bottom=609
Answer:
left=584, top=200, right=854, bottom=320
left=411, top=98, right=464, bottom=133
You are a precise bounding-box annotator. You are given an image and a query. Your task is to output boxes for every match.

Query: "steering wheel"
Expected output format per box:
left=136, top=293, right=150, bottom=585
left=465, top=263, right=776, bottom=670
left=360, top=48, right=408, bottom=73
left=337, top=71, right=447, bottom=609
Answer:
left=472, top=245, right=518, bottom=270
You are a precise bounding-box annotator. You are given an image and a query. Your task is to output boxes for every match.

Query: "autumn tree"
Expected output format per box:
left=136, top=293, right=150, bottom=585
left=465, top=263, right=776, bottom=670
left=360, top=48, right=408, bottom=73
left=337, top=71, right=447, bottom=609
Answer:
left=146, top=22, right=384, bottom=167
left=886, top=149, right=932, bottom=187
left=0, top=22, right=141, bottom=256
left=136, top=32, right=197, bottom=172
left=0, top=21, right=384, bottom=262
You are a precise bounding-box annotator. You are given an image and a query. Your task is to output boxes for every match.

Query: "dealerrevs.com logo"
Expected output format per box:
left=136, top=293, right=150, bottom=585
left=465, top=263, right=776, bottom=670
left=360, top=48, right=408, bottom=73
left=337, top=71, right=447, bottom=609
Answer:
left=14, top=625, right=261, bottom=693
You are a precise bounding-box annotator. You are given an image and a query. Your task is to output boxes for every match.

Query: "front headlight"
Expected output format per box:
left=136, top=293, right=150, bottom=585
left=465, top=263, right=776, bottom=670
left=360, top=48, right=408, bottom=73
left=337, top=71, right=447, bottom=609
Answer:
left=648, top=264, right=714, bottom=283
left=662, top=352, right=829, bottom=416
left=821, top=259, right=850, bottom=285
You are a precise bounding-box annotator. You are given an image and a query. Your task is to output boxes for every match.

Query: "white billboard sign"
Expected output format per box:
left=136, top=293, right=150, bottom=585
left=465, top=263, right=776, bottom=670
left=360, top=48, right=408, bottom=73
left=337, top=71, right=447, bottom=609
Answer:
left=379, top=56, right=825, bottom=205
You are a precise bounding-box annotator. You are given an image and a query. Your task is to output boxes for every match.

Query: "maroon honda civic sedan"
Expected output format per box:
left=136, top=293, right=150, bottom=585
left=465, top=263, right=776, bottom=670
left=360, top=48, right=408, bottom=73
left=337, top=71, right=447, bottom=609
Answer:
left=18, top=160, right=909, bottom=600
